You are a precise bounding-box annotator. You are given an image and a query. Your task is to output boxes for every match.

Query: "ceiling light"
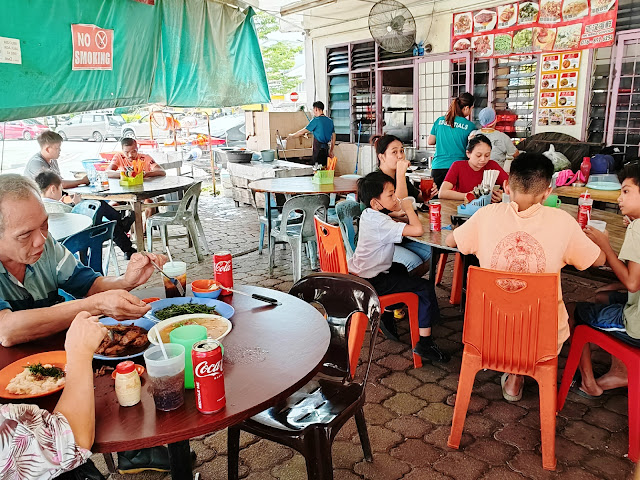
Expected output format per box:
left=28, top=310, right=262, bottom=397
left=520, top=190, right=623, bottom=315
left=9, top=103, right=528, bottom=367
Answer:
left=280, top=0, right=337, bottom=16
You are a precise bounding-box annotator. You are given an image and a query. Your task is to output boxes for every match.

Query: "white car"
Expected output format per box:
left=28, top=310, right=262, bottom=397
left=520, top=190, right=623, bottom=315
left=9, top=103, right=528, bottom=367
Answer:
left=121, top=113, right=179, bottom=140
left=57, top=113, right=124, bottom=141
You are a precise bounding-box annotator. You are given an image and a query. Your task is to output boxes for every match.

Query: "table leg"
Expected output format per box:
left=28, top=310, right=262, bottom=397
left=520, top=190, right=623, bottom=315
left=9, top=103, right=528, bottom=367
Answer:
left=133, top=200, right=145, bottom=252
left=168, top=440, right=193, bottom=480
left=266, top=192, right=273, bottom=256
left=429, top=248, right=442, bottom=282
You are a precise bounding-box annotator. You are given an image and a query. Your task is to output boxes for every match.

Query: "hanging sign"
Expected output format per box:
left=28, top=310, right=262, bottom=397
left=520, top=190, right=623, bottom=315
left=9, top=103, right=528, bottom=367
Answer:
left=451, top=0, right=617, bottom=58
left=537, top=51, right=580, bottom=126
left=71, top=24, right=113, bottom=71
left=0, top=37, right=21, bottom=65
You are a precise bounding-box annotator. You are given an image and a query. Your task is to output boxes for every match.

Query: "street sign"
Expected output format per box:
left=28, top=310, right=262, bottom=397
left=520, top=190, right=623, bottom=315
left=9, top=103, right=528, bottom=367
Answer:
left=290, top=92, right=299, bottom=102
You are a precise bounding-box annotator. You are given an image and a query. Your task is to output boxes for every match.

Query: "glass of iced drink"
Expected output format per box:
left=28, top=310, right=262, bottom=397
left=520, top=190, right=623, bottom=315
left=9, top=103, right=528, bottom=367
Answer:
left=144, top=344, right=185, bottom=411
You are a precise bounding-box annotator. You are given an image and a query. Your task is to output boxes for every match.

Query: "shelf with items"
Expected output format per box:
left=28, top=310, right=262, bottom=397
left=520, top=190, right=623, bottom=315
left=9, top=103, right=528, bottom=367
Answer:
left=350, top=69, right=376, bottom=143
left=328, top=72, right=350, bottom=141
left=493, top=55, right=536, bottom=140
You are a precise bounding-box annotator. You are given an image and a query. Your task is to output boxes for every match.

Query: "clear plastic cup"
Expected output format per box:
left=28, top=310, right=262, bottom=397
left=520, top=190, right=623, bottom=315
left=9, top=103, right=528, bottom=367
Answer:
left=587, top=220, right=607, bottom=232
left=162, top=261, right=187, bottom=298
left=144, top=344, right=185, bottom=411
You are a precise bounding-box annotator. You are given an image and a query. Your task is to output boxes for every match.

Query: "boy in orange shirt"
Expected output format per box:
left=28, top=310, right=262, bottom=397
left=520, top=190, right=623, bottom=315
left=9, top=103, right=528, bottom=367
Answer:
left=446, top=153, right=605, bottom=401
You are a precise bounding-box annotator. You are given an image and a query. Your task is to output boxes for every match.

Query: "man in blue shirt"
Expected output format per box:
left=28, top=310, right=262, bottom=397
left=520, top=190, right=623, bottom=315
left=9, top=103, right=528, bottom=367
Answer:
left=289, top=101, right=335, bottom=166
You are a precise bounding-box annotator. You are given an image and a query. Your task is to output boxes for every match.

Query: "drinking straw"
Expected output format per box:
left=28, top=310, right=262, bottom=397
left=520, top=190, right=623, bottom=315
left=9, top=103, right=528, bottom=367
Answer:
left=157, top=332, right=170, bottom=360
left=166, top=246, right=174, bottom=264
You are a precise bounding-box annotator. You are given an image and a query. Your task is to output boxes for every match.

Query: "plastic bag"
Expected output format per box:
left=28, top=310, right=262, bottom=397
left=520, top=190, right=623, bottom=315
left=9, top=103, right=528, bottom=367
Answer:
left=543, top=144, right=571, bottom=172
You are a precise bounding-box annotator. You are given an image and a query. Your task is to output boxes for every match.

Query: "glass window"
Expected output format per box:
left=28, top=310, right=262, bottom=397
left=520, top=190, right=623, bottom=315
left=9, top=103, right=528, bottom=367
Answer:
left=81, top=114, right=93, bottom=123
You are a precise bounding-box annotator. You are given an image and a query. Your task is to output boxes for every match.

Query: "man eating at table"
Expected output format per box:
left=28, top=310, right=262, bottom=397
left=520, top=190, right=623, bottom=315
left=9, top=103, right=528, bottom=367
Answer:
left=106, top=138, right=166, bottom=178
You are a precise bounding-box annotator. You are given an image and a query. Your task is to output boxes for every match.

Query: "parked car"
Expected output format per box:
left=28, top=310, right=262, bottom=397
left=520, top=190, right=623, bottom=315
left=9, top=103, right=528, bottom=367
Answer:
left=57, top=113, right=125, bottom=141
left=0, top=119, right=50, bottom=140
left=191, top=115, right=246, bottom=147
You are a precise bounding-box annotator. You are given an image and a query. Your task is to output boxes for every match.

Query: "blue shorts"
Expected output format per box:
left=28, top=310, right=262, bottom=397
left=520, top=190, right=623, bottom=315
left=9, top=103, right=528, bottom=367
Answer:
left=575, top=292, right=640, bottom=347
left=393, top=239, right=432, bottom=272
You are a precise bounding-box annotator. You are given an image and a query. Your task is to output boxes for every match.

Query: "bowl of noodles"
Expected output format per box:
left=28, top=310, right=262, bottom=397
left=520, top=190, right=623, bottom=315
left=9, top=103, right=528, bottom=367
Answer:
left=149, top=313, right=232, bottom=345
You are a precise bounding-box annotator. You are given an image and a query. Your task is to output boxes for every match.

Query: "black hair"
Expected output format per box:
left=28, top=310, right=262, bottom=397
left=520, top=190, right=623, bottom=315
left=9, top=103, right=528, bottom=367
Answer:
left=370, top=134, right=403, bottom=158
left=467, top=134, right=492, bottom=153
left=312, top=101, right=325, bottom=111
left=509, top=153, right=554, bottom=194
left=619, top=161, right=640, bottom=187
left=357, top=171, right=395, bottom=208
left=121, top=137, right=137, bottom=148
left=34, top=170, right=62, bottom=192
left=37, top=130, right=63, bottom=147
left=445, top=92, right=475, bottom=127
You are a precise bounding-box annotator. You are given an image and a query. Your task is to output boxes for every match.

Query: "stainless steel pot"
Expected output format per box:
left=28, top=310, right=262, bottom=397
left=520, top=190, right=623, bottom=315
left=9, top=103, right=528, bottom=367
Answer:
left=404, top=146, right=417, bottom=161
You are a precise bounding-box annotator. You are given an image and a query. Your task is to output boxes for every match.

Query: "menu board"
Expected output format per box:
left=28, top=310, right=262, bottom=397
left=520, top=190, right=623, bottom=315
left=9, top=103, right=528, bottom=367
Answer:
left=537, top=51, right=580, bottom=126
left=451, top=0, right=617, bottom=58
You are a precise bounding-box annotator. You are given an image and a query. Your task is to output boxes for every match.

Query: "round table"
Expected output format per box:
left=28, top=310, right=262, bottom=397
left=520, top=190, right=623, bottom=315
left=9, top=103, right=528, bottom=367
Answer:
left=48, top=212, right=93, bottom=241
left=68, top=176, right=196, bottom=252
left=248, top=176, right=359, bottom=253
left=0, top=286, right=330, bottom=480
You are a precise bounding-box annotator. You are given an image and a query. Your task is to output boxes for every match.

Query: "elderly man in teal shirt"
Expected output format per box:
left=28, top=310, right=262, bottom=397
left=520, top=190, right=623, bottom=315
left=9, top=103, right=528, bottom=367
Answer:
left=289, top=101, right=336, bottom=166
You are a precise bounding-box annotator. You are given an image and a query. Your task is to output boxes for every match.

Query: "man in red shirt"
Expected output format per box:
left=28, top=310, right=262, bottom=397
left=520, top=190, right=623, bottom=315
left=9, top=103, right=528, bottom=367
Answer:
left=106, top=138, right=166, bottom=178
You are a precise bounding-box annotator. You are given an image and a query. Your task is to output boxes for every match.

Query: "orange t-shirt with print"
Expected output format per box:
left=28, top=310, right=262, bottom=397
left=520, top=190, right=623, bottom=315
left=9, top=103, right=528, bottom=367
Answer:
left=110, top=153, right=157, bottom=172
left=452, top=202, right=601, bottom=348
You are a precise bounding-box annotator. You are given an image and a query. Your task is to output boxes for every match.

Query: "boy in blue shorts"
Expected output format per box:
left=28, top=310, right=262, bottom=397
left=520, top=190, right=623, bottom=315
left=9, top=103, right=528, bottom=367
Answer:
left=573, top=162, right=640, bottom=398
left=348, top=171, right=449, bottom=363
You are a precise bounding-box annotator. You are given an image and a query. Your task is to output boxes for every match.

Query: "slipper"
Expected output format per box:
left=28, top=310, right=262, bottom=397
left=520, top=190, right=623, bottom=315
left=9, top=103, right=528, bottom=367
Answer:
left=570, top=384, right=601, bottom=400
left=501, top=373, right=523, bottom=402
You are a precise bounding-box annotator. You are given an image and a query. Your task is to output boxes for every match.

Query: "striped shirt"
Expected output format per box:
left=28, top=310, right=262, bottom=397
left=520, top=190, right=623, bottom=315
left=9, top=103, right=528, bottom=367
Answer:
left=0, top=235, right=100, bottom=312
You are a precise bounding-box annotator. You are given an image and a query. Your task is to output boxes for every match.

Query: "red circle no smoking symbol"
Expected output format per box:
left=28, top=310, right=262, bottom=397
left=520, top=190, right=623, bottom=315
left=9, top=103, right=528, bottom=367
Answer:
left=95, top=31, right=108, bottom=50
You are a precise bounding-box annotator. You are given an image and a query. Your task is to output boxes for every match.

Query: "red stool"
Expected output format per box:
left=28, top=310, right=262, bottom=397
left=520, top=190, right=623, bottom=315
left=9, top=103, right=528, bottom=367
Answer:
left=435, top=253, right=464, bottom=305
left=557, top=325, right=639, bottom=462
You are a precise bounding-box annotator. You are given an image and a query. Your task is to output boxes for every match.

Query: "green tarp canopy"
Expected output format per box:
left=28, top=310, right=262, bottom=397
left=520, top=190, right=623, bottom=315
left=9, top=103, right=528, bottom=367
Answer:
left=0, top=0, right=270, bottom=121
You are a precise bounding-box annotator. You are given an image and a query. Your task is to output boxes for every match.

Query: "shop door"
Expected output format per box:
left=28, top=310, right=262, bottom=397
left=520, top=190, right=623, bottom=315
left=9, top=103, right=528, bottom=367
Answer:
left=606, top=29, right=640, bottom=161
left=413, top=51, right=473, bottom=149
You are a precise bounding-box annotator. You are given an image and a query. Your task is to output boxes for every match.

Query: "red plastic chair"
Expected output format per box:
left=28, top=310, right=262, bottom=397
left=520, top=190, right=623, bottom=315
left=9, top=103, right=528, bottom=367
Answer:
left=447, top=267, right=560, bottom=471
left=314, top=216, right=423, bottom=369
left=435, top=252, right=464, bottom=305
left=557, top=325, right=640, bottom=462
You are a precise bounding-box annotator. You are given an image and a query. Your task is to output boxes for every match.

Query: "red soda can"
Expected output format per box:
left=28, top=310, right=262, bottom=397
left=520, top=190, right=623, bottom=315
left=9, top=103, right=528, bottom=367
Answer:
left=577, top=204, right=591, bottom=229
left=192, top=339, right=226, bottom=414
left=429, top=201, right=441, bottom=232
left=213, top=251, right=233, bottom=295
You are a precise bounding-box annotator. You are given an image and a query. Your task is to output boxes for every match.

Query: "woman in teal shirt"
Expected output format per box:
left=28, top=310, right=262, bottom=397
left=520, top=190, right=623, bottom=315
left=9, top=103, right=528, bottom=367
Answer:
left=427, top=92, right=476, bottom=186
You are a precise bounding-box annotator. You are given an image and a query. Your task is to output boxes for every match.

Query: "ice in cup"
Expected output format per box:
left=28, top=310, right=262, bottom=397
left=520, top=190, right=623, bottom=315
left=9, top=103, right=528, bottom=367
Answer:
left=144, top=344, right=185, bottom=411
left=162, top=261, right=187, bottom=298
left=420, top=177, right=434, bottom=200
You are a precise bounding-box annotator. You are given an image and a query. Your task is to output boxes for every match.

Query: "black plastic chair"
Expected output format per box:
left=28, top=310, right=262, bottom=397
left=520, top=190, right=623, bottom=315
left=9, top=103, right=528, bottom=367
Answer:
left=228, top=272, right=382, bottom=480
left=62, top=221, right=116, bottom=275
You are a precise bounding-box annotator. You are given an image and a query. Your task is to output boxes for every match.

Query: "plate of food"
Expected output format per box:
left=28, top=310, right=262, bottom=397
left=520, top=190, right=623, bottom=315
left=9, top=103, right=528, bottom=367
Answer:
left=454, top=12, right=473, bottom=35
left=149, top=314, right=232, bottom=345
left=93, top=318, right=154, bottom=361
left=518, top=1, right=539, bottom=23
left=474, top=10, right=497, bottom=31
left=453, top=38, right=471, bottom=51
left=0, top=351, right=67, bottom=399
left=554, top=24, right=582, bottom=50
left=149, top=297, right=235, bottom=321
left=562, top=0, right=588, bottom=19
left=498, top=3, right=518, bottom=27
left=533, top=27, right=557, bottom=51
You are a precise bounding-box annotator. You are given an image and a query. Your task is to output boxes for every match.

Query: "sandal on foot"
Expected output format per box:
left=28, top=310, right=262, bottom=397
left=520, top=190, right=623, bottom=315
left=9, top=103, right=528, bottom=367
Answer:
left=501, top=373, right=523, bottom=402
left=570, top=385, right=601, bottom=400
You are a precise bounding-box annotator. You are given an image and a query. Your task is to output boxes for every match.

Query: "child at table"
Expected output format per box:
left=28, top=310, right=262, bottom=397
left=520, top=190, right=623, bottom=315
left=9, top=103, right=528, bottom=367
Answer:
left=438, top=135, right=509, bottom=204
left=571, top=162, right=640, bottom=398
left=348, top=171, right=449, bottom=363
left=446, top=153, right=605, bottom=401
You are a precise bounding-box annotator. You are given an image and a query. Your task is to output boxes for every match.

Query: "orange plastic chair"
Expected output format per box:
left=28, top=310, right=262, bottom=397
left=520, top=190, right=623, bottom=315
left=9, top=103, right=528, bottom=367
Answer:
left=447, top=267, right=560, bottom=471
left=314, top=216, right=423, bottom=370
left=435, top=252, right=464, bottom=305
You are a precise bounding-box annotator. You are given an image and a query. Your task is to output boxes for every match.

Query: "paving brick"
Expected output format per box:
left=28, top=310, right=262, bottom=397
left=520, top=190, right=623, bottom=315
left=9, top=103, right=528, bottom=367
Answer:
left=363, top=403, right=396, bottom=425
left=269, top=454, right=306, bottom=480
left=333, top=470, right=364, bottom=480
left=335, top=418, right=358, bottom=441
left=435, top=356, right=463, bottom=374
left=557, top=399, right=589, bottom=420
left=383, top=393, right=427, bottom=415
left=353, top=453, right=411, bottom=480
left=584, top=406, right=628, bottom=433
left=479, top=466, right=524, bottom=480
left=407, top=364, right=447, bottom=383
left=367, top=364, right=391, bottom=383
left=438, top=374, right=464, bottom=392
left=380, top=372, right=422, bottom=392
left=445, top=393, right=489, bottom=414
left=553, top=435, right=589, bottom=465
left=376, top=339, right=408, bottom=355
left=412, top=383, right=453, bottom=403
left=494, top=424, right=541, bottom=451
left=377, top=354, right=414, bottom=371
left=482, top=402, right=527, bottom=424
left=389, top=438, right=443, bottom=467
left=425, top=425, right=472, bottom=449
left=508, top=451, right=561, bottom=479
left=365, top=382, right=395, bottom=404
left=604, top=394, right=628, bottom=416
left=474, top=382, right=506, bottom=401
left=331, top=441, right=368, bottom=469
left=433, top=451, right=489, bottom=480
left=364, top=425, right=403, bottom=452
left=385, top=415, right=433, bottom=438
left=417, top=403, right=454, bottom=425
left=583, top=453, right=635, bottom=480
left=562, top=420, right=610, bottom=450
left=558, top=467, right=608, bottom=480
left=239, top=441, right=294, bottom=471
left=402, top=466, right=452, bottom=480
left=460, top=414, right=501, bottom=438
left=203, top=429, right=258, bottom=455
left=195, top=455, right=249, bottom=479
left=190, top=439, right=217, bottom=467
left=602, top=430, right=632, bottom=458
left=466, top=437, right=517, bottom=465
left=246, top=472, right=277, bottom=480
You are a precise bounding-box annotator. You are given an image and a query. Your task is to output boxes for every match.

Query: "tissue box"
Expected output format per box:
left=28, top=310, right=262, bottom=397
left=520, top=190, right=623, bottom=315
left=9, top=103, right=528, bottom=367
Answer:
left=119, top=171, right=143, bottom=187
left=312, top=170, right=334, bottom=184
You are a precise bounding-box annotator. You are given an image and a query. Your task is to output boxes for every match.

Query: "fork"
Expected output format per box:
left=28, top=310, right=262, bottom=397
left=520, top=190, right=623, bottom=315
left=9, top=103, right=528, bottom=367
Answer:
left=141, top=252, right=185, bottom=296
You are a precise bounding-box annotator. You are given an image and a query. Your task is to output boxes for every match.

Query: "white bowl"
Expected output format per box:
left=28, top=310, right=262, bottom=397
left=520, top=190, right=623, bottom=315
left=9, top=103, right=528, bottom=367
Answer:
left=148, top=313, right=232, bottom=345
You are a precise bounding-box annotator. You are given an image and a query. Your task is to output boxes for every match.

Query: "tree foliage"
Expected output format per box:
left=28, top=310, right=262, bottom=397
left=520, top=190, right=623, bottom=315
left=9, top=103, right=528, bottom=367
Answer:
left=255, top=12, right=302, bottom=96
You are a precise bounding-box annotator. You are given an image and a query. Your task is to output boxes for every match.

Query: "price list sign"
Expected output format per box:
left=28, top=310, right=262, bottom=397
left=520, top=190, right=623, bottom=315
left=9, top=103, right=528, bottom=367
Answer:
left=0, top=37, right=21, bottom=65
left=538, top=51, right=580, bottom=126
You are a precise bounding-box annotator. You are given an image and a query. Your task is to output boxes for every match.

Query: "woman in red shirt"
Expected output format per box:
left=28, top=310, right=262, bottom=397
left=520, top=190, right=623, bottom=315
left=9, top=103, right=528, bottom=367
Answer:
left=438, top=134, right=508, bottom=203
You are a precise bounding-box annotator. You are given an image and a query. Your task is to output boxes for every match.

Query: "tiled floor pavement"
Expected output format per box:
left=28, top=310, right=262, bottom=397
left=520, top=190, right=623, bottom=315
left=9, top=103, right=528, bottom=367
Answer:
left=94, top=191, right=636, bottom=480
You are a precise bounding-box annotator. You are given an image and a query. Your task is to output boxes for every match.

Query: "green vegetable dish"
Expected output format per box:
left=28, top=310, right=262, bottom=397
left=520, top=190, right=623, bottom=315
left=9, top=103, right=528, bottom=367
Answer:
left=26, top=363, right=65, bottom=379
left=154, top=304, right=218, bottom=320
left=494, top=35, right=512, bottom=52
left=513, top=29, right=533, bottom=50
left=519, top=2, right=538, bottom=19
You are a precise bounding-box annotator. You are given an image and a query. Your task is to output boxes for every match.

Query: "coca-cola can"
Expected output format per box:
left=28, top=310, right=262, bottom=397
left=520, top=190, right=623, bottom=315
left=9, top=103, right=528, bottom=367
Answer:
left=213, top=251, right=233, bottom=295
left=429, top=201, right=441, bottom=232
left=577, top=204, right=591, bottom=229
left=192, top=339, right=226, bottom=414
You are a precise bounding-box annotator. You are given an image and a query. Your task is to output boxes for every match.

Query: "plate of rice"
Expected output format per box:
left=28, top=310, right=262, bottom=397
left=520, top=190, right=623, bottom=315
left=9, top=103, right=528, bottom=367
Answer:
left=0, top=351, right=67, bottom=399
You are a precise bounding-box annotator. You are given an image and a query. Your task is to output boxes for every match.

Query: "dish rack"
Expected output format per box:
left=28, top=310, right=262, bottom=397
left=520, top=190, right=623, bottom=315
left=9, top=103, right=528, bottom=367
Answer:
left=457, top=194, right=491, bottom=216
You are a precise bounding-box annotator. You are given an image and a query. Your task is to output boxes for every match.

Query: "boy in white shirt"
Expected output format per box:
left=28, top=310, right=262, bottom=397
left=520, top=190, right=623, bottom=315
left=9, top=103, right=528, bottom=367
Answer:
left=348, top=171, right=449, bottom=363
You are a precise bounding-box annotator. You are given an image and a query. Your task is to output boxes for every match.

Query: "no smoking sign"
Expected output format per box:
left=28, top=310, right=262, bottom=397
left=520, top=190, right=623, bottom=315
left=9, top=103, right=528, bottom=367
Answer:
left=71, top=24, right=113, bottom=70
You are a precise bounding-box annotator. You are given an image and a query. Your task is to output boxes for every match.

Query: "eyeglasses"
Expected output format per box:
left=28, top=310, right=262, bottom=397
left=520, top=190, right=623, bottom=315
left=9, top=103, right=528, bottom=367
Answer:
left=624, top=160, right=639, bottom=167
